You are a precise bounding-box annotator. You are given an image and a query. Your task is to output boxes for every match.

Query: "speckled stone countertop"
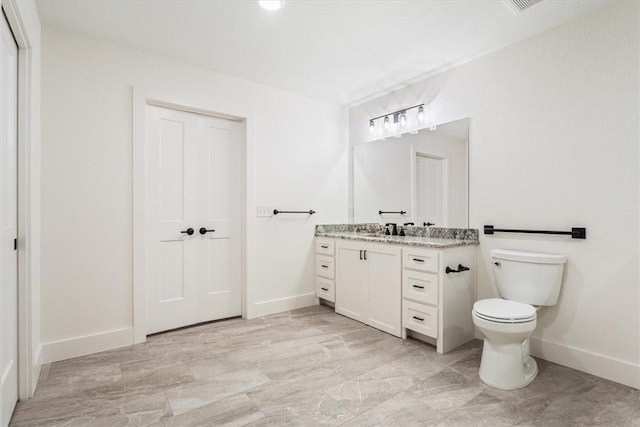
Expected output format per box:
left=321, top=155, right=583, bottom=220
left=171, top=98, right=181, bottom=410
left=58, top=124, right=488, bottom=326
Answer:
left=315, top=224, right=479, bottom=249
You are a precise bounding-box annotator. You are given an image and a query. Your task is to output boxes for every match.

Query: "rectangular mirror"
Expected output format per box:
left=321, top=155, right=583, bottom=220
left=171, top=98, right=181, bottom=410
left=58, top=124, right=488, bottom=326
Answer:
left=353, top=117, right=469, bottom=227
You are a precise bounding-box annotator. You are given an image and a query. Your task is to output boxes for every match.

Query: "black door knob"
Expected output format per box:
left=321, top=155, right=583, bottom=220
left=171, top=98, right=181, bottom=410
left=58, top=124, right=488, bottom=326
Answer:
left=424, top=222, right=435, bottom=227
left=180, top=228, right=194, bottom=236
left=199, top=227, right=216, bottom=235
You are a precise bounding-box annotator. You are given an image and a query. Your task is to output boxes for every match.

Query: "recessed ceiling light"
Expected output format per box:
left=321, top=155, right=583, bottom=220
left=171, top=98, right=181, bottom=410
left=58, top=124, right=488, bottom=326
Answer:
left=259, top=0, right=285, bottom=11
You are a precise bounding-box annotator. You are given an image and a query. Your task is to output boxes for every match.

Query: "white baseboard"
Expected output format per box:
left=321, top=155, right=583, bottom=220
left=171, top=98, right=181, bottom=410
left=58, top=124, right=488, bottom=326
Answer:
left=42, top=328, right=133, bottom=364
left=31, top=344, right=43, bottom=396
left=529, top=337, right=640, bottom=389
left=251, top=292, right=317, bottom=319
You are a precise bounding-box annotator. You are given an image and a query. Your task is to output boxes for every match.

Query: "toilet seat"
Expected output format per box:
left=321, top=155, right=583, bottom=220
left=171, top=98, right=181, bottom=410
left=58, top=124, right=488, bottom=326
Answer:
left=473, top=298, right=536, bottom=324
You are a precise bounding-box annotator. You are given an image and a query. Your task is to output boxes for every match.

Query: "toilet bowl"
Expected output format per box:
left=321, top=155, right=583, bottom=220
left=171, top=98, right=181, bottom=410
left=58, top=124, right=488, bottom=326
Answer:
left=473, top=249, right=566, bottom=390
left=472, top=298, right=538, bottom=389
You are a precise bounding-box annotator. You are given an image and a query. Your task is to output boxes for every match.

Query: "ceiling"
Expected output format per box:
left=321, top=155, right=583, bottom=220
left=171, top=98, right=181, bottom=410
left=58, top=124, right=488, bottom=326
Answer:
left=35, top=0, right=613, bottom=105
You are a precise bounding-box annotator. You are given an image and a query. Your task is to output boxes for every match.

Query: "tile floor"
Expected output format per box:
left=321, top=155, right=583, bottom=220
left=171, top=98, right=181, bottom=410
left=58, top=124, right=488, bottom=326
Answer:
left=10, top=305, right=640, bottom=426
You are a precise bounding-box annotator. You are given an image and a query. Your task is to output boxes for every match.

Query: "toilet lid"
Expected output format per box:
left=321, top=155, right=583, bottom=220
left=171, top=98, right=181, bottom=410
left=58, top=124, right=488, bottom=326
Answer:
left=473, top=299, right=536, bottom=323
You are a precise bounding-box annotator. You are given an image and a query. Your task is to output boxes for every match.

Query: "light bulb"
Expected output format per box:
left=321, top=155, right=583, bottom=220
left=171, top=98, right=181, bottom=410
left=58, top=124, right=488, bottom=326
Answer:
left=400, top=111, right=407, bottom=127
left=417, top=105, right=424, bottom=123
left=383, top=116, right=390, bottom=131
left=259, top=0, right=285, bottom=11
left=369, top=120, right=375, bottom=134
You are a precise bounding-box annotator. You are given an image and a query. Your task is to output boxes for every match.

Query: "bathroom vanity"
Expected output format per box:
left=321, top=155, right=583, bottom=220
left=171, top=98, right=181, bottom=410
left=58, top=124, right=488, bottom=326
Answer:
left=315, top=224, right=478, bottom=354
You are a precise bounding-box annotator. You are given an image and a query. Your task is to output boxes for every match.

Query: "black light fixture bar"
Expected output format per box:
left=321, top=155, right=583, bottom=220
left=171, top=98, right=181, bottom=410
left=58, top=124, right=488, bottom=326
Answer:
left=370, top=104, right=424, bottom=122
left=484, top=225, right=586, bottom=239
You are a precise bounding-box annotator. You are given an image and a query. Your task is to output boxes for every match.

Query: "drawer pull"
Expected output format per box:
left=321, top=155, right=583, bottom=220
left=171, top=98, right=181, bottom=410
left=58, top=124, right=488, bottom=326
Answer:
left=412, top=316, right=425, bottom=322
left=412, top=258, right=425, bottom=263
left=321, top=245, right=329, bottom=249
left=321, top=265, right=329, bottom=268
left=412, top=284, right=425, bottom=289
left=321, top=287, right=329, bottom=291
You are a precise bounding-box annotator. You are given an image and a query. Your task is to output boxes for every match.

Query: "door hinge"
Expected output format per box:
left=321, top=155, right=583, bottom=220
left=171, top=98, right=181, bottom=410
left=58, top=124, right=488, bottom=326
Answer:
left=14, top=238, right=17, bottom=251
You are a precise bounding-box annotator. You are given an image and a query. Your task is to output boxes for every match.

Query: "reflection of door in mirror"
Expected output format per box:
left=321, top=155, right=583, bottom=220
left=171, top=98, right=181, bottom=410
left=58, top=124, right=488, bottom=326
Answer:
left=415, top=154, right=447, bottom=228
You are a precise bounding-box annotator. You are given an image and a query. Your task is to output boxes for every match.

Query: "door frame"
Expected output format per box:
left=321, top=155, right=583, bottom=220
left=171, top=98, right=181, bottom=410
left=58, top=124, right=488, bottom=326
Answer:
left=1, top=0, right=38, bottom=399
left=132, top=86, right=250, bottom=344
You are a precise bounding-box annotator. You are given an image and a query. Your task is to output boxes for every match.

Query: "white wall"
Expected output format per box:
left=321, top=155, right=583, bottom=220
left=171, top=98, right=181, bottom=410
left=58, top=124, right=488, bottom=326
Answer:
left=350, top=2, right=639, bottom=388
left=40, top=27, right=348, bottom=358
left=1, top=0, right=42, bottom=397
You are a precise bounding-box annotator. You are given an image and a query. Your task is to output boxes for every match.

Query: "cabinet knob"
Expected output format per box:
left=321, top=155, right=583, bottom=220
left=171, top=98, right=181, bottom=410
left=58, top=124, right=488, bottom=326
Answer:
left=180, top=228, right=194, bottom=236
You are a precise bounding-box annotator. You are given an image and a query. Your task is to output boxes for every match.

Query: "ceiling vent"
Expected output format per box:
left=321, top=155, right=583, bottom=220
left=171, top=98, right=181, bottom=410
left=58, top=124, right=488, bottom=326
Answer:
left=504, top=0, right=545, bottom=13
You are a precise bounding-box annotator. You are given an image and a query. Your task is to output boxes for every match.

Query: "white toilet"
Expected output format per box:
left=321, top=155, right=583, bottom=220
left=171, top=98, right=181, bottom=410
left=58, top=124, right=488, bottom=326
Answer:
left=472, top=249, right=566, bottom=389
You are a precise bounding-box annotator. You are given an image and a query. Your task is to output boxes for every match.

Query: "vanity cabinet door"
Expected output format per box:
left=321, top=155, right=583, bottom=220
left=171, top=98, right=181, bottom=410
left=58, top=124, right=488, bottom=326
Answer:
left=335, top=242, right=367, bottom=323
left=335, top=240, right=402, bottom=337
left=366, top=244, right=402, bottom=337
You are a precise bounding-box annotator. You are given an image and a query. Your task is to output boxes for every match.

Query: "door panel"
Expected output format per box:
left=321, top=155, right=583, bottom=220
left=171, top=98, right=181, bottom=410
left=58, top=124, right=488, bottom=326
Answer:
left=146, top=106, right=241, bottom=334
left=1, top=10, right=18, bottom=427
left=366, top=245, right=402, bottom=337
left=335, top=242, right=367, bottom=323
left=159, top=241, right=186, bottom=302
left=159, top=119, right=186, bottom=221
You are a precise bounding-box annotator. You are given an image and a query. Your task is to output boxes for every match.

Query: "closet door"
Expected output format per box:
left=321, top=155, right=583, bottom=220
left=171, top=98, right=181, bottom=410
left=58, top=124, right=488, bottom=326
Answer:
left=193, top=115, right=242, bottom=323
left=0, top=10, right=18, bottom=427
left=146, top=106, right=241, bottom=334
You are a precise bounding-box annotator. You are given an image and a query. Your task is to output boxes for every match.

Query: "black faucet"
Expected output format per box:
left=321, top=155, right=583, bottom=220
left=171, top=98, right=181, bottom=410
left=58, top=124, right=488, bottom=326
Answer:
left=385, top=223, right=398, bottom=236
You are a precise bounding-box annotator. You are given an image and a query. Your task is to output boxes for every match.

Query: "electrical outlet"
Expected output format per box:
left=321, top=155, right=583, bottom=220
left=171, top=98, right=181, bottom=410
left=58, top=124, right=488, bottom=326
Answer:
left=257, top=205, right=274, bottom=217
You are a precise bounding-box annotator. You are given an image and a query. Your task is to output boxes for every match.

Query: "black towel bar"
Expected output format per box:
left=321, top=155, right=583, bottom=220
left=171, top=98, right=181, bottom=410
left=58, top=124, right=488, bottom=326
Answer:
left=273, top=209, right=315, bottom=215
left=379, top=210, right=406, bottom=215
left=484, top=225, right=586, bottom=239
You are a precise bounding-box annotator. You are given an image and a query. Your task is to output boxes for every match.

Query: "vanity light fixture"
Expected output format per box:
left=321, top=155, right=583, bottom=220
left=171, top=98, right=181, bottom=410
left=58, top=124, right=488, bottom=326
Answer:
left=259, top=0, right=285, bottom=11
left=368, top=104, right=425, bottom=141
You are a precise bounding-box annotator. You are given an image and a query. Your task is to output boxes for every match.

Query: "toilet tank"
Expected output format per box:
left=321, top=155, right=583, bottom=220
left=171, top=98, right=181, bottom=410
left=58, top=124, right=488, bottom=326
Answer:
left=491, top=249, right=567, bottom=306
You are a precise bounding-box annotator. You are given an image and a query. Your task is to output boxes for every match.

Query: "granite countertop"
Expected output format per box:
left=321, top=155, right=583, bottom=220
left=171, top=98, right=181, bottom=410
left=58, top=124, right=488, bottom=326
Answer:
left=315, top=224, right=479, bottom=249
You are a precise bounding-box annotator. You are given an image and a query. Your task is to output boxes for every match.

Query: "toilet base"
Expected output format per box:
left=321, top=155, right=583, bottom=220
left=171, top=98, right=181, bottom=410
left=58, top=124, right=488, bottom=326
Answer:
left=478, top=339, right=538, bottom=389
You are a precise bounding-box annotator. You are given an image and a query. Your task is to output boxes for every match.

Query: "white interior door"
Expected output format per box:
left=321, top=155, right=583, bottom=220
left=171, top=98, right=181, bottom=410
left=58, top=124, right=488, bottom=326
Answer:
left=416, top=154, right=446, bottom=227
left=0, top=10, right=18, bottom=427
left=146, top=105, right=241, bottom=334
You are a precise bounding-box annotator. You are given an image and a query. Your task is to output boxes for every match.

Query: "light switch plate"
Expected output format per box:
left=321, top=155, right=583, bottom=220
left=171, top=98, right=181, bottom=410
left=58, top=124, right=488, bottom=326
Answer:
left=257, top=205, right=274, bottom=217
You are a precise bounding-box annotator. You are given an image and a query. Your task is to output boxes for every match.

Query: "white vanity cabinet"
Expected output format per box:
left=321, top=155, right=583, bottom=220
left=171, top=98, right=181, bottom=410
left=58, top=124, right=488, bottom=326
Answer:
left=334, top=240, right=402, bottom=337
left=316, top=234, right=476, bottom=353
left=402, top=245, right=476, bottom=353
left=315, top=238, right=336, bottom=302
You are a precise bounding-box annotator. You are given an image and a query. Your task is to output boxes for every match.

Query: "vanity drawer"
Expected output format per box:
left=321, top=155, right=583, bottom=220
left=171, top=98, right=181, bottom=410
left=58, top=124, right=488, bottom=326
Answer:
left=403, top=270, right=438, bottom=305
left=316, top=255, right=335, bottom=279
left=403, top=249, right=439, bottom=273
left=403, top=300, right=438, bottom=338
left=316, top=239, right=335, bottom=256
left=316, top=277, right=335, bottom=302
